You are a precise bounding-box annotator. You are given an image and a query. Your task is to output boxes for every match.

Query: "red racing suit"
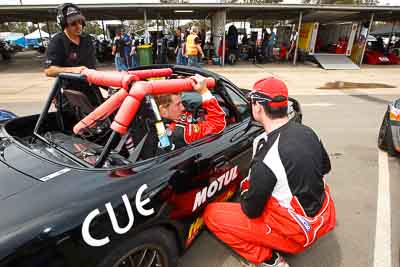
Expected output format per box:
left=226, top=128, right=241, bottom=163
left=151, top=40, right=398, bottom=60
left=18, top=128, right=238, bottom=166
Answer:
left=165, top=91, right=226, bottom=149
left=204, top=122, right=336, bottom=264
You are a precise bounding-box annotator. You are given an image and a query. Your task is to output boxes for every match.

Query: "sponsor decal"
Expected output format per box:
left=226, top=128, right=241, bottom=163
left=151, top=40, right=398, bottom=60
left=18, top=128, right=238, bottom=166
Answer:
left=186, top=217, right=204, bottom=247
left=180, top=114, right=187, bottom=122
left=82, top=184, right=154, bottom=247
left=294, top=214, right=311, bottom=232
left=379, top=57, right=389, bottom=62
left=192, top=124, right=200, bottom=133
left=192, top=166, right=238, bottom=212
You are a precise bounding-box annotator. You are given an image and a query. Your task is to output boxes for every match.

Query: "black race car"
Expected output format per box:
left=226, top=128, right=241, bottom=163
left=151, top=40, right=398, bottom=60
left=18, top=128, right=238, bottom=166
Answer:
left=0, top=65, right=302, bottom=267
left=378, top=98, right=400, bottom=156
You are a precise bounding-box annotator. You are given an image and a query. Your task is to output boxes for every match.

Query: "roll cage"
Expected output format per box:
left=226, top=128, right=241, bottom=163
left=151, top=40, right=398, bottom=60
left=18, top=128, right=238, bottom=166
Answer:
left=33, top=66, right=240, bottom=169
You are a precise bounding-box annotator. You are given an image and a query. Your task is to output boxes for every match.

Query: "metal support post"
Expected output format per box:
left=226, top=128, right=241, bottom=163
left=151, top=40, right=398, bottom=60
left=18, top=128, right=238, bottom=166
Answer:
left=37, top=23, right=43, bottom=44
left=293, top=11, right=302, bottom=65
left=359, top=13, right=374, bottom=67
left=221, top=9, right=226, bottom=67
left=144, top=9, right=149, bottom=44
left=101, top=20, right=106, bottom=40
left=46, top=21, right=51, bottom=40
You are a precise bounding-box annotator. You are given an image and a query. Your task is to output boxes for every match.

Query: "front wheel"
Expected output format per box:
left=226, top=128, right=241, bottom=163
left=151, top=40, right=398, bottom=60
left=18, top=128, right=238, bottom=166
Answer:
left=97, top=227, right=179, bottom=267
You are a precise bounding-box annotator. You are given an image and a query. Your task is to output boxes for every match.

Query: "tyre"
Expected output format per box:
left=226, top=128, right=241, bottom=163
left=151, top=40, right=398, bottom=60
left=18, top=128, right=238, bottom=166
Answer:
left=378, top=111, right=399, bottom=156
left=97, top=227, right=179, bottom=267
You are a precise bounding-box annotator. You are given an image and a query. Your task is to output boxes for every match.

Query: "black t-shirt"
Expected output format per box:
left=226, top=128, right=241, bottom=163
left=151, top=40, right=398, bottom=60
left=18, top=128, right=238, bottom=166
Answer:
left=44, top=32, right=100, bottom=107
left=113, top=37, right=126, bottom=57
left=174, top=34, right=182, bottom=48
left=45, top=32, right=96, bottom=69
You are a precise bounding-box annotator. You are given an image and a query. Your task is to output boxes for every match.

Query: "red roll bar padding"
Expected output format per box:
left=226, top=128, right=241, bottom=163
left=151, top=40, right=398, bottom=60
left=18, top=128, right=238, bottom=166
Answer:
left=145, top=77, right=216, bottom=95
left=81, top=69, right=139, bottom=90
left=110, top=77, right=216, bottom=134
left=110, top=95, right=143, bottom=134
left=128, top=68, right=173, bottom=80
left=73, top=89, right=129, bottom=135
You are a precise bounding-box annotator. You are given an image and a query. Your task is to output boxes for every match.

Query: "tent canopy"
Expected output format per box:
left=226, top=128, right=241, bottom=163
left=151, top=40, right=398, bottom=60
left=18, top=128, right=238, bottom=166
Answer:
left=25, top=29, right=49, bottom=39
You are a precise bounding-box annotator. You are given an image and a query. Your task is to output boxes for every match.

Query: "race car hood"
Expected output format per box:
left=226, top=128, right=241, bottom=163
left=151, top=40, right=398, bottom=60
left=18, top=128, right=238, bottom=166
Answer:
left=0, top=138, right=64, bottom=181
left=0, top=159, right=39, bottom=200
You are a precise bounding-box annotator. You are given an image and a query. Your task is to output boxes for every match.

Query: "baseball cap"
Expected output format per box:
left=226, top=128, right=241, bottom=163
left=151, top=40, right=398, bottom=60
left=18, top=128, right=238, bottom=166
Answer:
left=248, top=77, right=288, bottom=108
left=65, top=6, right=86, bottom=25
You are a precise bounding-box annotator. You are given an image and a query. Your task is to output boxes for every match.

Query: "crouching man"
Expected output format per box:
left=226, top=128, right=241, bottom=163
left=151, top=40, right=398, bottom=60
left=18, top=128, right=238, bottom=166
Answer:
left=204, top=77, right=336, bottom=267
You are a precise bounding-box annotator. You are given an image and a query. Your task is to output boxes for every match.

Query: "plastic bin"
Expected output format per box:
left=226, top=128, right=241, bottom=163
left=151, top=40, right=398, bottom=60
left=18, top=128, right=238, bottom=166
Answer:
left=138, top=44, right=153, bottom=66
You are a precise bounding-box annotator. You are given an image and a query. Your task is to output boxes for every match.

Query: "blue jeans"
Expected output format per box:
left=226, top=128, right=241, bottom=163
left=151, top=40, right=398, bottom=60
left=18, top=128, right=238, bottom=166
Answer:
left=176, top=48, right=184, bottom=65
left=188, top=56, right=201, bottom=68
left=114, top=55, right=128, bottom=72
left=131, top=54, right=139, bottom=68
left=182, top=55, right=188, bottom=65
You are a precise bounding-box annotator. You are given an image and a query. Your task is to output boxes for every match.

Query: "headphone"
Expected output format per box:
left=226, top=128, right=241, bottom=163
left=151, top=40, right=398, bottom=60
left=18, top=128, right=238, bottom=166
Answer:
left=56, top=3, right=85, bottom=30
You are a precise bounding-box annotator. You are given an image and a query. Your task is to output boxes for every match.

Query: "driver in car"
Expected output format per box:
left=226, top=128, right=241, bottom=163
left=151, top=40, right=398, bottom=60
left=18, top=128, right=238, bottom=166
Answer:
left=154, top=75, right=226, bottom=149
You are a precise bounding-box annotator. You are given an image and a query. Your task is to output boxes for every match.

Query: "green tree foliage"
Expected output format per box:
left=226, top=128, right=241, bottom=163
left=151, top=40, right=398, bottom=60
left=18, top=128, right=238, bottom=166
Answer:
left=84, top=21, right=103, bottom=35
left=180, top=20, right=211, bottom=32
left=0, top=22, right=34, bottom=34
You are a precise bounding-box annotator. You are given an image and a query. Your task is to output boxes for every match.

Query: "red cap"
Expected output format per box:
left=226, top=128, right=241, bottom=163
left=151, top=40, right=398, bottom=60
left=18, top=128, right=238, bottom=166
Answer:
left=251, top=77, right=288, bottom=108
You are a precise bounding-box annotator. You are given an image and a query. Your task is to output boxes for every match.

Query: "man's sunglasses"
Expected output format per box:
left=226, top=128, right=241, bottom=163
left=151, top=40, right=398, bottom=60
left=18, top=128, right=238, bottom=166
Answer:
left=247, top=91, right=286, bottom=104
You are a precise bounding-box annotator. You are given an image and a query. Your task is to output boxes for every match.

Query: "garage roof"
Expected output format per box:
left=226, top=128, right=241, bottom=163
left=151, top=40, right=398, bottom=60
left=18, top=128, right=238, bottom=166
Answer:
left=0, top=3, right=399, bottom=23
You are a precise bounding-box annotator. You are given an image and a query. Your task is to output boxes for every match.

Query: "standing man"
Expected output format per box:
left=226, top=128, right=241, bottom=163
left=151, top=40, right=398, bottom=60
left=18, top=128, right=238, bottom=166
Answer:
left=45, top=3, right=95, bottom=77
left=174, top=27, right=184, bottom=65
left=112, top=29, right=128, bottom=72
left=123, top=32, right=132, bottom=69
left=44, top=3, right=101, bottom=106
left=185, top=26, right=204, bottom=68
left=204, top=77, right=336, bottom=267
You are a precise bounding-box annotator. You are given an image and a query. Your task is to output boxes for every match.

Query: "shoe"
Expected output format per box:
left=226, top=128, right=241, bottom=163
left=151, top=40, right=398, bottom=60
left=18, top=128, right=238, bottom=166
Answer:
left=256, top=252, right=289, bottom=267
left=237, top=252, right=289, bottom=267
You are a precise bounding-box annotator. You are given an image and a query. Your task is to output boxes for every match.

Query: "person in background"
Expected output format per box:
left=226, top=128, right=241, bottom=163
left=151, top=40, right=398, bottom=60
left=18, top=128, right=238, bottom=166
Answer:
left=181, top=31, right=189, bottom=65
left=185, top=26, right=205, bottom=68
left=130, top=39, right=140, bottom=68
left=266, top=31, right=276, bottom=61
left=112, top=30, right=127, bottom=72
left=123, top=33, right=132, bottom=69
left=174, top=27, right=184, bottom=65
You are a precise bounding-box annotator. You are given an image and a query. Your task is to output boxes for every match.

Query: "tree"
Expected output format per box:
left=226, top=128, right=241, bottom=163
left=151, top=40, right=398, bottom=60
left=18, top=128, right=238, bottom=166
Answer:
left=85, top=21, right=103, bottom=36
left=41, top=22, right=59, bottom=34
left=4, top=22, right=31, bottom=34
left=181, top=20, right=211, bottom=32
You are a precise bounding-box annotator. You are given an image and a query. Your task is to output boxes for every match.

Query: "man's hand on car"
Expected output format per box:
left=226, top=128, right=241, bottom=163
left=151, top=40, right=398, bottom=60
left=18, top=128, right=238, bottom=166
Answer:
left=73, top=66, right=87, bottom=74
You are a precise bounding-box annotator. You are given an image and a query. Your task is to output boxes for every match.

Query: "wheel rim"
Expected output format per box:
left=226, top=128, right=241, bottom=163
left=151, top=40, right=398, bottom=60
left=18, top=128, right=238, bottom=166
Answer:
left=112, top=245, right=166, bottom=267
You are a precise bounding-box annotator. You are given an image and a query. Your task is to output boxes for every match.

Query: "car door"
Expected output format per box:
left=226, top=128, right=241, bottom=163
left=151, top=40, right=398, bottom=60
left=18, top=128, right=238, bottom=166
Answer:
left=157, top=82, right=262, bottom=246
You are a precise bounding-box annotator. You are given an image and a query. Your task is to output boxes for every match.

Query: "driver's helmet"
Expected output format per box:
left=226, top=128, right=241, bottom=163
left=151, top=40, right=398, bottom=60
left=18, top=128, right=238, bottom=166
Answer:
left=0, top=109, right=17, bottom=123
